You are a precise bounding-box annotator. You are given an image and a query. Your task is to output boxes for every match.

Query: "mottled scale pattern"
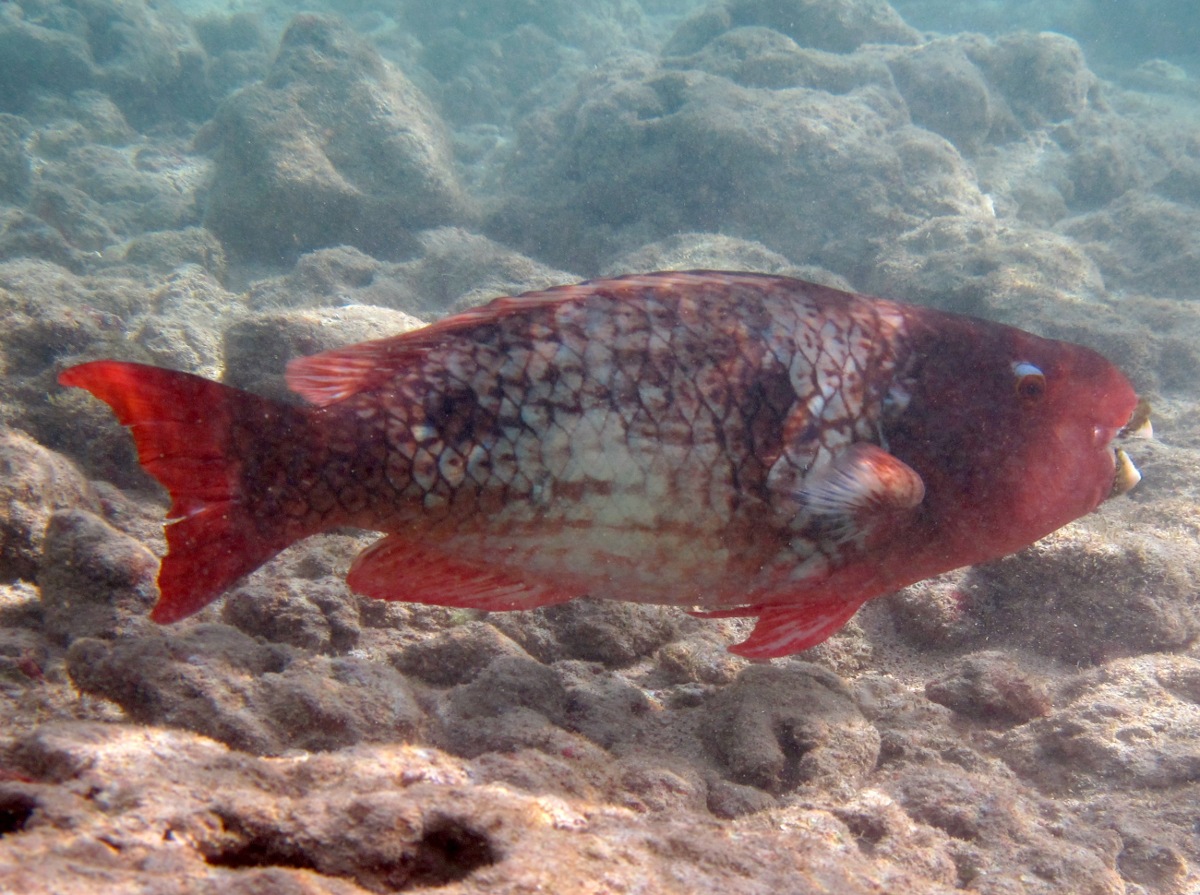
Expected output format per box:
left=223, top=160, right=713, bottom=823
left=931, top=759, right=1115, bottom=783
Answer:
left=60, top=268, right=1142, bottom=651
left=269, top=272, right=914, bottom=607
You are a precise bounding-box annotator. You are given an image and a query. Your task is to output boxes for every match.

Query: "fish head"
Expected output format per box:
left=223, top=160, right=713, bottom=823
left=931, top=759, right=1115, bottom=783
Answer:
left=892, top=315, right=1142, bottom=558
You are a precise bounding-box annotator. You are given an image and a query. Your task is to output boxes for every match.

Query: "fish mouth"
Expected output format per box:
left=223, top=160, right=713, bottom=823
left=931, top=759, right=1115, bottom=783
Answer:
left=1107, top=397, right=1152, bottom=498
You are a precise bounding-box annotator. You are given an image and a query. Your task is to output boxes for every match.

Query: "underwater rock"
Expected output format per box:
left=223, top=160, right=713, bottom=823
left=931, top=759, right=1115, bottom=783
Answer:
left=665, top=0, right=921, bottom=56
left=0, top=431, right=99, bottom=583
left=24, top=182, right=114, bottom=253
left=40, top=140, right=207, bottom=241
left=654, top=635, right=746, bottom=687
left=531, top=600, right=689, bottom=667
left=222, top=576, right=360, bottom=655
left=203, top=14, right=470, bottom=264
left=243, top=245, right=398, bottom=311
left=395, top=227, right=580, bottom=316
left=974, top=31, right=1097, bottom=127
left=969, top=524, right=1197, bottom=664
left=998, top=655, right=1200, bottom=793
left=65, top=625, right=423, bottom=754
left=925, top=651, right=1052, bottom=725
left=493, top=53, right=990, bottom=273
left=880, top=765, right=1125, bottom=894
left=602, top=231, right=815, bottom=278
left=190, top=12, right=270, bottom=102
left=557, top=661, right=661, bottom=751
left=888, top=570, right=982, bottom=649
left=404, top=0, right=647, bottom=48
left=0, top=720, right=966, bottom=895
left=245, top=230, right=578, bottom=318
left=1061, top=190, right=1200, bottom=301
left=393, top=621, right=533, bottom=687
left=665, top=25, right=900, bottom=93
left=0, top=0, right=210, bottom=126
left=887, top=38, right=995, bottom=152
left=0, top=259, right=157, bottom=475
left=402, top=0, right=650, bottom=127
left=222, top=304, right=425, bottom=401
left=127, top=266, right=234, bottom=380
left=0, top=115, right=30, bottom=205
left=432, top=656, right=575, bottom=759
left=704, top=663, right=880, bottom=796
left=38, top=508, right=157, bottom=644
left=0, top=209, right=85, bottom=271
left=113, top=227, right=226, bottom=280
left=0, top=2, right=98, bottom=107
left=864, top=215, right=1108, bottom=318
left=33, top=90, right=138, bottom=149
left=486, top=599, right=691, bottom=668
left=704, top=776, right=778, bottom=818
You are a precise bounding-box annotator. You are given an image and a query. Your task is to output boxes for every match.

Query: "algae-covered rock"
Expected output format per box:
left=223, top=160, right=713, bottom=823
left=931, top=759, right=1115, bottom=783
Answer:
left=203, top=15, right=470, bottom=264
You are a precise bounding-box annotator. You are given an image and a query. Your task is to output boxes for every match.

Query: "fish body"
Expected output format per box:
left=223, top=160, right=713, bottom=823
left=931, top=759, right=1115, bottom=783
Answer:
left=60, top=272, right=1141, bottom=658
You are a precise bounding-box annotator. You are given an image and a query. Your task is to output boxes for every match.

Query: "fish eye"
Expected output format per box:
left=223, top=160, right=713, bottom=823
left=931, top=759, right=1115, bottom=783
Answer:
left=1012, top=362, right=1046, bottom=400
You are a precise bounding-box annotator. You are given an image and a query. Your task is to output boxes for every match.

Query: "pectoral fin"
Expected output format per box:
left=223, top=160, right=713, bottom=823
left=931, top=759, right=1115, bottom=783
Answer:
left=779, top=443, right=925, bottom=550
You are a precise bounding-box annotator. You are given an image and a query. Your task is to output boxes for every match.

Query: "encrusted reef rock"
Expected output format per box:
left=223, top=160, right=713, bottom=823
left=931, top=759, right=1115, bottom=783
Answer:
left=0, top=430, right=99, bottom=583
left=65, top=625, right=425, bottom=755
left=704, top=663, right=880, bottom=797
left=491, top=51, right=990, bottom=274
left=203, top=15, right=470, bottom=264
left=0, top=0, right=211, bottom=125
left=0, top=721, right=964, bottom=895
left=38, top=508, right=157, bottom=644
left=665, top=0, right=922, bottom=56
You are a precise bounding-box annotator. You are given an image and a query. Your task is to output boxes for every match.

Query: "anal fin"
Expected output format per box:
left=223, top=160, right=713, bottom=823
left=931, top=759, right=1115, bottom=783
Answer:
left=347, top=534, right=582, bottom=611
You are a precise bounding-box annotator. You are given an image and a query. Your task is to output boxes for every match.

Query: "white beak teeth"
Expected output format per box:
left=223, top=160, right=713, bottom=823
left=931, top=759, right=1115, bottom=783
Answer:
left=1111, top=447, right=1142, bottom=497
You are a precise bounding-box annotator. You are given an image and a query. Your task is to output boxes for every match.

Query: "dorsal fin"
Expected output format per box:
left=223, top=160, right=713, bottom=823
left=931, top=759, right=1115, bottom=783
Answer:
left=285, top=271, right=803, bottom=406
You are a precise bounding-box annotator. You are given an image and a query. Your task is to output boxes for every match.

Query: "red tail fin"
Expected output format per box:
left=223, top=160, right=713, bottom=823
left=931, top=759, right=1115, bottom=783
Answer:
left=59, top=361, right=307, bottom=622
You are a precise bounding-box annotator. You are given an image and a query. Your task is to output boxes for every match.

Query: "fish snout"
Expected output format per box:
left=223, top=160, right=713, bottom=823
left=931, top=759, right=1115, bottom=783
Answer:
left=1106, top=397, right=1152, bottom=498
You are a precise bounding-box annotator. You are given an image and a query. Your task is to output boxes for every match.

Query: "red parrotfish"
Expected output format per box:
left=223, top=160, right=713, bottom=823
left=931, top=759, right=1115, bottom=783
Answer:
left=58, top=271, right=1147, bottom=658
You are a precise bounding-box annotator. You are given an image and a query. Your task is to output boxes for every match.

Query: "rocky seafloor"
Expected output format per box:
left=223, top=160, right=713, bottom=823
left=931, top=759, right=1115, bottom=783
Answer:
left=1, top=0, right=1200, bottom=892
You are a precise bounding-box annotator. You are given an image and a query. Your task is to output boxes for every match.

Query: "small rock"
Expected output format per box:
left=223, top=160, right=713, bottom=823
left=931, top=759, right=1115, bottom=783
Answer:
left=666, top=0, right=920, bottom=57
left=37, top=508, right=158, bottom=643
left=434, top=656, right=571, bottom=758
left=888, top=39, right=993, bottom=151
left=971, top=525, right=1196, bottom=664
left=978, top=31, right=1096, bottom=126
left=117, top=227, right=226, bottom=279
left=221, top=303, right=424, bottom=400
left=889, top=570, right=980, bottom=649
left=536, top=600, right=688, bottom=667
left=65, top=624, right=422, bottom=754
left=884, top=764, right=1124, bottom=893
left=393, top=621, right=531, bottom=686
left=998, top=655, right=1200, bottom=793
left=703, top=663, right=880, bottom=796
left=614, top=761, right=708, bottom=814
left=222, top=577, right=360, bottom=654
left=0, top=431, right=100, bottom=583
left=705, top=776, right=778, bottom=818
left=560, top=664, right=656, bottom=750
left=925, top=651, right=1052, bottom=724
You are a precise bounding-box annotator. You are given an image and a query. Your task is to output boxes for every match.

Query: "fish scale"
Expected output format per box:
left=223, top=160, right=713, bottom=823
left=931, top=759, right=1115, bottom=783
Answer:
left=59, top=271, right=1142, bottom=657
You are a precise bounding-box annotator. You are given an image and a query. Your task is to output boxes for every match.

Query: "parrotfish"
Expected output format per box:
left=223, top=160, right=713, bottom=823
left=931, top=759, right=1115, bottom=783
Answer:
left=59, top=272, right=1147, bottom=658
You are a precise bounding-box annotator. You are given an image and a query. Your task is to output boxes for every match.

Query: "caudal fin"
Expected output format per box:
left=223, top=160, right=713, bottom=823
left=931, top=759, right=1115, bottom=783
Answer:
left=59, top=360, right=307, bottom=622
